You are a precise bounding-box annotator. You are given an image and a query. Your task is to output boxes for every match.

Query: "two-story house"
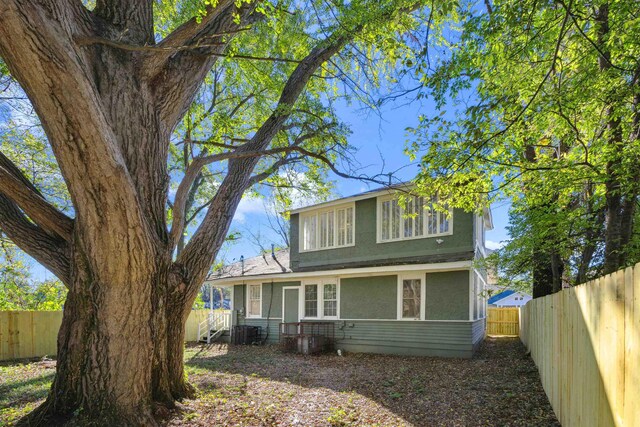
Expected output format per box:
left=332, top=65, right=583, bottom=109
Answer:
left=207, top=185, right=492, bottom=358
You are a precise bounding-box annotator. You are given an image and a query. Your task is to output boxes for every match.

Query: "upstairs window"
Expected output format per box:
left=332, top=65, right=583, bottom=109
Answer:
left=301, top=204, right=354, bottom=251
left=378, top=195, right=452, bottom=243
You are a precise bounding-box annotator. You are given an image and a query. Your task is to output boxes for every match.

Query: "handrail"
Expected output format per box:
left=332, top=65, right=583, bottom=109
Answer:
left=197, top=310, right=231, bottom=343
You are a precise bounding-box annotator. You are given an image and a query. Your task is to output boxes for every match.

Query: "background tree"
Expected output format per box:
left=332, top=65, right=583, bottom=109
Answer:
left=406, top=0, right=640, bottom=296
left=0, top=1, right=428, bottom=424
left=0, top=93, right=70, bottom=310
left=0, top=237, right=67, bottom=310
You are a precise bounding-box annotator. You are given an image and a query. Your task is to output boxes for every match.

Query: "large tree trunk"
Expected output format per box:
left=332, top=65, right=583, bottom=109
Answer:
left=0, top=1, right=359, bottom=425
left=25, top=248, right=202, bottom=426
left=26, top=242, right=158, bottom=426
left=150, top=272, right=197, bottom=407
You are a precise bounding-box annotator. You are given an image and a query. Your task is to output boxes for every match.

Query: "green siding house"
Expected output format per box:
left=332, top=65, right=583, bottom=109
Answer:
left=207, top=185, right=492, bottom=358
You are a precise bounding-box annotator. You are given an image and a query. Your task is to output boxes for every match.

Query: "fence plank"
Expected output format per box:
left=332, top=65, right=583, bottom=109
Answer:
left=486, top=307, right=519, bottom=336
left=0, top=310, right=216, bottom=360
left=520, top=263, right=640, bottom=427
left=624, top=265, right=640, bottom=427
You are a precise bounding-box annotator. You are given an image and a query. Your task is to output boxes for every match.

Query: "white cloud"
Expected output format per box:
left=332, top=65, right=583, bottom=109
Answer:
left=485, top=240, right=505, bottom=250
left=233, top=195, right=267, bottom=223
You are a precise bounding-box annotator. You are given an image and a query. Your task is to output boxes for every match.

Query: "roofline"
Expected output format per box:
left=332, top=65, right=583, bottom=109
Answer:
left=206, top=260, right=472, bottom=285
left=288, top=183, right=413, bottom=215
left=489, top=290, right=528, bottom=303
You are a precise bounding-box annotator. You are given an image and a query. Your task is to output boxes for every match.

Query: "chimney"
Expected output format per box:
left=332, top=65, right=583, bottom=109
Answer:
left=271, top=243, right=276, bottom=260
left=240, top=255, right=244, bottom=275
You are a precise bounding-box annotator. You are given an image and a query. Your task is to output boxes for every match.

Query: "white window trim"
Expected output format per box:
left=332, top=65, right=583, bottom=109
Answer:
left=475, top=214, right=487, bottom=258
left=473, top=268, right=487, bottom=320
left=299, top=203, right=355, bottom=253
left=300, top=278, right=340, bottom=320
left=376, top=195, right=453, bottom=244
left=245, top=283, right=262, bottom=318
left=397, top=273, right=426, bottom=320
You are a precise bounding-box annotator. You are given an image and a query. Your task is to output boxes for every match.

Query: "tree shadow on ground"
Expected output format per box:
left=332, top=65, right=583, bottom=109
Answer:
left=0, top=371, right=54, bottom=409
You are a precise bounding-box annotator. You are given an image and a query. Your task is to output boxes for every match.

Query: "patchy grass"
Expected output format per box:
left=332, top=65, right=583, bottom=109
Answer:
left=0, top=338, right=558, bottom=426
left=0, top=358, right=55, bottom=425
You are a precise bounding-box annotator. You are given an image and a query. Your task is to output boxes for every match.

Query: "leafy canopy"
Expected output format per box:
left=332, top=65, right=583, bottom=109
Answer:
left=406, top=0, right=640, bottom=286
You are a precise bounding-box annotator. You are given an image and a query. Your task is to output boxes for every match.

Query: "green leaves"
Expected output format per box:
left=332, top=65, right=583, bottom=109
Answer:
left=0, top=241, right=66, bottom=310
left=406, top=0, right=640, bottom=285
left=0, top=59, right=8, bottom=77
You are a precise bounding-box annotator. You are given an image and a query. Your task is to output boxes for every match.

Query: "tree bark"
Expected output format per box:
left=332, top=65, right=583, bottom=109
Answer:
left=0, top=0, right=392, bottom=424
left=531, top=249, right=555, bottom=298
left=596, top=3, right=639, bottom=274
left=523, top=145, right=564, bottom=297
left=24, top=237, right=158, bottom=426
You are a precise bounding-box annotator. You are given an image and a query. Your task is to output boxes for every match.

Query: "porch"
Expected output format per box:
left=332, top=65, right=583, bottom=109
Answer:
left=279, top=322, right=335, bottom=354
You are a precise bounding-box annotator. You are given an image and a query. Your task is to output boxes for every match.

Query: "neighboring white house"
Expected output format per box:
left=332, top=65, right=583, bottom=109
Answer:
left=488, top=290, right=531, bottom=307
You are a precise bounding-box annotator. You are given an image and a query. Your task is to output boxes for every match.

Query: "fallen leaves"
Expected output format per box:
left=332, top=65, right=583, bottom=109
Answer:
left=0, top=338, right=559, bottom=426
left=170, top=338, right=558, bottom=426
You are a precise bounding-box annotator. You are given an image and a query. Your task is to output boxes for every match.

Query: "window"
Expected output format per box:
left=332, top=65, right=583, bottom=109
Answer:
left=247, top=284, right=261, bottom=317
left=302, top=215, right=317, bottom=251
left=301, top=204, right=355, bottom=251
left=304, top=284, right=318, bottom=317
left=336, top=208, right=353, bottom=246
left=323, top=283, right=337, bottom=317
left=402, top=279, right=421, bottom=319
left=379, top=195, right=451, bottom=243
left=398, top=275, right=424, bottom=320
left=303, top=279, right=339, bottom=319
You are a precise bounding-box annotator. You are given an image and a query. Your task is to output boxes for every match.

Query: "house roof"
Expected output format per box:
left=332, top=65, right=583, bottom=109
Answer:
left=208, top=248, right=474, bottom=284
left=487, top=290, right=519, bottom=304
left=288, top=182, right=411, bottom=215
left=209, top=249, right=291, bottom=280
left=292, top=250, right=475, bottom=272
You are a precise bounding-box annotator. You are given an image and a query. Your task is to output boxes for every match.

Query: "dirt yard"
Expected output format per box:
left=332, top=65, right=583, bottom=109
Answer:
left=0, top=337, right=558, bottom=426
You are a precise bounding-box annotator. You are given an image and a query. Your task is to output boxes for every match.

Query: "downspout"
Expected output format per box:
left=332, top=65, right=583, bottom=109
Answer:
left=262, top=280, right=275, bottom=345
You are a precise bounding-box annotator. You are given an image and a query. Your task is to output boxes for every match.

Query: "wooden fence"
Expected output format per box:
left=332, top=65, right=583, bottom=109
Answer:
left=0, top=309, right=222, bottom=361
left=520, top=263, right=639, bottom=427
left=486, top=307, right=520, bottom=336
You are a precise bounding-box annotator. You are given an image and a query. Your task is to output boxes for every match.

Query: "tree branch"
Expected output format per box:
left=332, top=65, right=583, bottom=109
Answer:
left=148, top=1, right=261, bottom=129
left=0, top=159, right=74, bottom=241
left=174, top=31, right=353, bottom=291
left=169, top=143, right=305, bottom=249
left=247, top=155, right=305, bottom=186
left=76, top=36, right=300, bottom=64
left=148, top=0, right=236, bottom=68
left=0, top=194, right=71, bottom=285
left=290, top=146, right=389, bottom=186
